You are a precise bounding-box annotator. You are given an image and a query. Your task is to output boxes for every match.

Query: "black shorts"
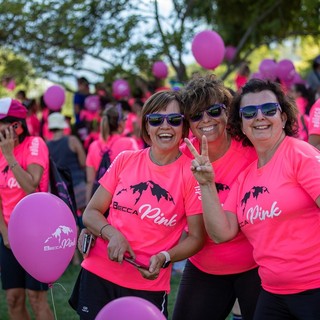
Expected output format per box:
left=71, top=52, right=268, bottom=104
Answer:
left=0, top=236, right=49, bottom=291
left=69, top=268, right=168, bottom=320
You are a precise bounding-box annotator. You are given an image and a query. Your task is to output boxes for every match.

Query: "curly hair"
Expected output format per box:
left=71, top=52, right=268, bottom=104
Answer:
left=141, top=90, right=189, bottom=145
left=180, top=73, right=233, bottom=120
left=228, top=79, right=299, bottom=146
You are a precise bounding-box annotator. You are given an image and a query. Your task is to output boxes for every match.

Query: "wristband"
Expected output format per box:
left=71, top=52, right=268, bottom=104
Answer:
left=99, top=223, right=110, bottom=238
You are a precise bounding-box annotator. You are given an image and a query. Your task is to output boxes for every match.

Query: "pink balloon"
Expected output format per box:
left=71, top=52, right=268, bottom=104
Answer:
left=84, top=95, right=101, bottom=112
left=276, top=59, right=295, bottom=82
left=6, top=79, right=16, bottom=91
left=44, top=85, right=66, bottom=111
left=112, top=79, right=131, bottom=98
left=291, top=72, right=306, bottom=85
left=250, top=72, right=265, bottom=80
left=152, top=61, right=168, bottom=79
left=8, top=192, right=77, bottom=284
left=95, top=297, right=166, bottom=320
left=191, top=30, right=225, bottom=70
left=224, top=46, right=237, bottom=62
left=259, top=59, right=278, bottom=80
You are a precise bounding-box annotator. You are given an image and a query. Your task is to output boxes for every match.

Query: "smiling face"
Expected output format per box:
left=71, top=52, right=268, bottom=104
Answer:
left=146, top=100, right=183, bottom=152
left=189, top=103, right=228, bottom=143
left=240, top=90, right=287, bottom=145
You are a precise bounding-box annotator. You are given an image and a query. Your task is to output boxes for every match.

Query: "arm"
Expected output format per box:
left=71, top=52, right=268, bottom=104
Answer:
left=163, top=214, right=205, bottom=263
left=185, top=136, right=239, bottom=243
left=308, top=134, right=320, bottom=150
left=0, top=127, right=43, bottom=194
left=86, top=165, right=95, bottom=203
left=69, top=136, right=86, bottom=168
left=82, top=186, right=135, bottom=262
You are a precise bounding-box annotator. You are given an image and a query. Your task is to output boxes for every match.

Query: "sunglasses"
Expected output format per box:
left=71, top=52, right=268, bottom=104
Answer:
left=239, top=102, right=282, bottom=119
left=146, top=113, right=184, bottom=127
left=189, top=104, right=226, bottom=122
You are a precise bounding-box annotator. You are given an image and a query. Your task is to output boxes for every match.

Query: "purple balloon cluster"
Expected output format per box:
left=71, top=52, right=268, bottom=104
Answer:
left=254, top=59, right=305, bottom=87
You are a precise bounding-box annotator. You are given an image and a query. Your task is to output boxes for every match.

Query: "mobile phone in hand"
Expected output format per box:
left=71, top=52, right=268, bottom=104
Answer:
left=82, top=234, right=93, bottom=256
left=124, top=256, right=149, bottom=270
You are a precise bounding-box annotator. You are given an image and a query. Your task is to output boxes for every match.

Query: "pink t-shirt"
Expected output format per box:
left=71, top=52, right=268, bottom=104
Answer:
left=82, top=149, right=202, bottom=292
left=181, top=137, right=258, bottom=274
left=308, top=98, right=320, bottom=135
left=224, top=136, right=320, bottom=294
left=86, top=134, right=139, bottom=172
left=0, top=136, right=49, bottom=225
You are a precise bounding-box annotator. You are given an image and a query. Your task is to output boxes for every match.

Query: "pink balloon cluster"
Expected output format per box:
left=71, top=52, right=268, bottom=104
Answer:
left=152, top=61, right=168, bottom=79
left=95, top=297, right=166, bottom=320
left=112, top=79, right=131, bottom=98
left=258, top=58, right=303, bottom=87
left=191, top=30, right=225, bottom=70
left=43, top=85, right=66, bottom=111
left=8, top=193, right=77, bottom=284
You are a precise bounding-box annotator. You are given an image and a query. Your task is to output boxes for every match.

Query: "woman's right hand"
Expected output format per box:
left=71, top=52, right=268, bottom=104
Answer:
left=107, top=227, right=135, bottom=263
left=184, top=136, right=215, bottom=185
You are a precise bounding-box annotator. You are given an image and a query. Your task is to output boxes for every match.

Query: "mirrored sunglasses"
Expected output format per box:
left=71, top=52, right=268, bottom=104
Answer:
left=239, top=102, right=282, bottom=120
left=146, top=113, right=184, bottom=127
left=189, top=104, right=226, bottom=122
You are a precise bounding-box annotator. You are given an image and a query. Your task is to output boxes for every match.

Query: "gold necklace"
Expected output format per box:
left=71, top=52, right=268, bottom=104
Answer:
left=149, top=149, right=182, bottom=166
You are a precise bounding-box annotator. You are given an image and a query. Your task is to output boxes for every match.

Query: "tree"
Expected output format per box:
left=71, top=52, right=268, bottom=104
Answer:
left=0, top=0, right=319, bottom=87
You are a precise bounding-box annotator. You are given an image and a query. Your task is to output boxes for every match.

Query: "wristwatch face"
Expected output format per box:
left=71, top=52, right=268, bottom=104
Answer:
left=162, top=260, right=171, bottom=268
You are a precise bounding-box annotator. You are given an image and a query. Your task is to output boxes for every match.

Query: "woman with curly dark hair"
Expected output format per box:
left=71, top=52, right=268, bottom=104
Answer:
left=185, top=78, right=320, bottom=319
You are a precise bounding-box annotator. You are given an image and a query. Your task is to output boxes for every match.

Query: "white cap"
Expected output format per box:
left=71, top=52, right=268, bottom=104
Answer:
left=48, top=112, right=68, bottom=130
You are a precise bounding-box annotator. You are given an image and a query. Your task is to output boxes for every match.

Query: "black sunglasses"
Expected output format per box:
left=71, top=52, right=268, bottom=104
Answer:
left=146, top=113, right=184, bottom=127
left=239, top=102, right=282, bottom=120
left=189, top=104, right=226, bottom=122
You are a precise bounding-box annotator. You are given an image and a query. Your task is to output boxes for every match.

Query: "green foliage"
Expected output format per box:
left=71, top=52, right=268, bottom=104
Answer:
left=0, top=0, right=319, bottom=85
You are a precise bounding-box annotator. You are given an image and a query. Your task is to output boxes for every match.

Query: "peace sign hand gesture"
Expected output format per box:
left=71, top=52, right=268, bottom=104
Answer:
left=184, top=135, right=215, bottom=186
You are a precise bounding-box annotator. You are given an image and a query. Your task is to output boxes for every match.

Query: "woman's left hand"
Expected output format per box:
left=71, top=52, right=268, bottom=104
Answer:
left=0, top=126, right=15, bottom=160
left=137, top=254, right=163, bottom=280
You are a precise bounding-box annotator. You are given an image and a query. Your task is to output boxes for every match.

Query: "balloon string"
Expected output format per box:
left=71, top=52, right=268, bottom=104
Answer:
left=49, top=282, right=67, bottom=320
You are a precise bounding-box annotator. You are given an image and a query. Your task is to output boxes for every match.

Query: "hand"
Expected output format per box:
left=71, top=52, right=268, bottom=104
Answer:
left=137, top=254, right=163, bottom=281
left=0, top=126, right=15, bottom=160
left=107, top=228, right=135, bottom=263
left=77, top=228, right=95, bottom=254
left=184, top=136, right=215, bottom=185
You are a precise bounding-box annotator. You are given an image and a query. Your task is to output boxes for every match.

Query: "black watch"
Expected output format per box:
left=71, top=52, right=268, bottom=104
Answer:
left=160, top=251, right=171, bottom=268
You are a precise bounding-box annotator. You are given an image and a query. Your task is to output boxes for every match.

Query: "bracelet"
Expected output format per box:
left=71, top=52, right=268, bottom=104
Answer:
left=98, top=223, right=110, bottom=239
left=10, top=162, right=18, bottom=170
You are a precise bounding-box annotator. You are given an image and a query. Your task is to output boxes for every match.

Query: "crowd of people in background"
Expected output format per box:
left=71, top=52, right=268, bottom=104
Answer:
left=0, top=53, right=319, bottom=319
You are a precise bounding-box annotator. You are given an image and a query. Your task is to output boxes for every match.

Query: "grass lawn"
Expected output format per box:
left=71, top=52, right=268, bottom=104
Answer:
left=0, top=264, right=232, bottom=319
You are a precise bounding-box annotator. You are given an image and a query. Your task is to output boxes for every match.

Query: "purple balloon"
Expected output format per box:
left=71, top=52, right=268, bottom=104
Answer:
left=112, top=79, right=131, bottom=98
left=276, top=59, right=295, bottom=82
left=152, top=61, right=168, bottom=79
left=8, top=192, right=77, bottom=284
left=95, top=297, right=166, bottom=320
left=224, top=46, right=237, bottom=62
left=250, top=72, right=265, bottom=80
left=191, top=30, right=225, bottom=70
left=84, top=95, right=101, bottom=112
left=259, top=59, right=278, bottom=80
left=43, top=85, right=66, bottom=111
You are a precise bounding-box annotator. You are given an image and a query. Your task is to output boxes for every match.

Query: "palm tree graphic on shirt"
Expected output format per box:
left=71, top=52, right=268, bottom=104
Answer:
left=117, top=181, right=175, bottom=205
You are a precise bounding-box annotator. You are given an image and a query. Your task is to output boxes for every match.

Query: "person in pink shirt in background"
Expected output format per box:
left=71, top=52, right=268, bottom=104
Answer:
left=173, top=74, right=260, bottom=320
left=69, top=90, right=205, bottom=319
left=0, top=98, right=54, bottom=320
left=186, top=79, right=320, bottom=319
left=288, top=83, right=315, bottom=141
left=85, top=103, right=139, bottom=203
left=307, top=98, right=320, bottom=149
